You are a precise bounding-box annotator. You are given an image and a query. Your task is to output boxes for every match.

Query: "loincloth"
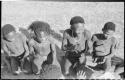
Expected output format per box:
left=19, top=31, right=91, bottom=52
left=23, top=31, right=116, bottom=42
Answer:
left=92, top=51, right=111, bottom=64
left=65, top=51, right=83, bottom=64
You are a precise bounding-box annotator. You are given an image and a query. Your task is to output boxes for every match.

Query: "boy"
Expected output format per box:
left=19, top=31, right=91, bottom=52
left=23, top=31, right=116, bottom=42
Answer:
left=62, top=16, right=92, bottom=76
left=91, top=22, right=118, bottom=72
left=2, top=24, right=29, bottom=75
left=28, top=21, right=60, bottom=74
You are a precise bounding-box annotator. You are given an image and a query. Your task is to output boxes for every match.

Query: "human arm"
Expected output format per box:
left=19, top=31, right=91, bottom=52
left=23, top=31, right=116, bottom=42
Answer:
left=28, top=39, right=35, bottom=55
left=2, top=41, right=10, bottom=56
left=85, top=30, right=93, bottom=54
left=105, top=37, right=118, bottom=59
left=51, top=42, right=60, bottom=67
left=22, top=35, right=30, bottom=58
left=62, top=30, right=68, bottom=51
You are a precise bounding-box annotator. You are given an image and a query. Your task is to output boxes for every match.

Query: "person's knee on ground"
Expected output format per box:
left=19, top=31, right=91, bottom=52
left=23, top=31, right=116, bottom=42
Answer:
left=1, top=54, right=11, bottom=72
left=10, top=57, right=21, bottom=75
left=104, top=57, right=112, bottom=72
left=64, top=59, right=72, bottom=75
left=33, top=56, right=47, bottom=74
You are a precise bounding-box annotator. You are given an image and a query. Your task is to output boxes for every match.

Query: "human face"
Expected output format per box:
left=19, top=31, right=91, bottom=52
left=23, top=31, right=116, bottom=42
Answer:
left=72, top=23, right=84, bottom=35
left=103, top=30, right=114, bottom=39
left=5, top=31, right=16, bottom=41
left=39, top=31, right=48, bottom=41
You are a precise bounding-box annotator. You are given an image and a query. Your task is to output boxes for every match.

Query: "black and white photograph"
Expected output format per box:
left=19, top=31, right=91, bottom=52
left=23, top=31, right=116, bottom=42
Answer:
left=1, top=1, right=124, bottom=79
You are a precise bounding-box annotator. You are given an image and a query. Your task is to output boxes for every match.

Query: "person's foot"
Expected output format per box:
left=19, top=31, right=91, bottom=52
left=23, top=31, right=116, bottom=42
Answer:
left=64, top=71, right=70, bottom=76
left=13, top=67, right=22, bottom=75
left=35, top=70, right=41, bottom=75
left=13, top=71, right=21, bottom=75
left=22, top=69, right=29, bottom=73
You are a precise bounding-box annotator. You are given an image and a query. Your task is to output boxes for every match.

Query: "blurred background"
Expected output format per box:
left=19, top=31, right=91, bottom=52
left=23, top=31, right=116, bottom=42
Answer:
left=2, top=2, right=124, bottom=58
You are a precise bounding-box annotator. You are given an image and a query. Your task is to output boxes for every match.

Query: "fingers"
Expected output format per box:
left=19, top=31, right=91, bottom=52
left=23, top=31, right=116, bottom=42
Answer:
left=77, top=70, right=86, bottom=76
left=99, top=58, right=106, bottom=64
left=77, top=71, right=86, bottom=79
left=93, top=58, right=97, bottom=63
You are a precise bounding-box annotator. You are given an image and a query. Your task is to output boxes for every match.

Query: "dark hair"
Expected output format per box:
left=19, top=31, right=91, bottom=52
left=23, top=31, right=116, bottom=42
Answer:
left=102, top=22, right=116, bottom=32
left=28, top=21, right=63, bottom=42
left=1, top=24, right=16, bottom=38
left=28, top=21, right=51, bottom=34
left=70, top=16, right=85, bottom=25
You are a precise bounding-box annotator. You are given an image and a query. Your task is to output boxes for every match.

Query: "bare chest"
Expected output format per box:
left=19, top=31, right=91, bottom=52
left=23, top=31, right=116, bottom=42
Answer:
left=33, top=40, right=51, bottom=55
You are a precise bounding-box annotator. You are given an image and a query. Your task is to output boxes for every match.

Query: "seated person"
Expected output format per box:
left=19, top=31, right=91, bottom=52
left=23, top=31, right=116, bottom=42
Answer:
left=62, top=16, right=92, bottom=76
left=2, top=24, right=29, bottom=75
left=28, top=21, right=60, bottom=75
left=91, top=22, right=118, bottom=73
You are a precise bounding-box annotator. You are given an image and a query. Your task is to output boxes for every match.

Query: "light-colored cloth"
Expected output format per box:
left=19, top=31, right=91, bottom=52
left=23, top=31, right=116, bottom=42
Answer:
left=92, top=72, right=121, bottom=79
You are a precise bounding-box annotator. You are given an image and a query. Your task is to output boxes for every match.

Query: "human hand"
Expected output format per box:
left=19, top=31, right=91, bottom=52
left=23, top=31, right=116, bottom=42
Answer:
left=77, top=70, right=86, bottom=79
left=98, top=57, right=106, bottom=64
left=79, top=54, right=85, bottom=64
left=93, top=57, right=105, bottom=64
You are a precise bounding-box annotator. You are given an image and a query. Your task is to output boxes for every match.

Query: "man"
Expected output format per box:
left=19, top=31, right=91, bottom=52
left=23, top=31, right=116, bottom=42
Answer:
left=62, top=16, right=92, bottom=76
left=2, top=24, right=29, bottom=75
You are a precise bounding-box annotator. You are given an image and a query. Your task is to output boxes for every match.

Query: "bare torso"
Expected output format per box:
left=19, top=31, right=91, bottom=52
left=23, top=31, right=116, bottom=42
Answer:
left=92, top=34, right=115, bottom=56
left=31, top=36, right=51, bottom=57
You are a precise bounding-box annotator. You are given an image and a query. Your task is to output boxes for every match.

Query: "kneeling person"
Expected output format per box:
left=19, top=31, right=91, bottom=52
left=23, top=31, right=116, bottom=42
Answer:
left=28, top=21, right=60, bottom=74
left=91, top=22, right=118, bottom=72
left=2, top=24, right=29, bottom=75
left=62, top=16, right=92, bottom=75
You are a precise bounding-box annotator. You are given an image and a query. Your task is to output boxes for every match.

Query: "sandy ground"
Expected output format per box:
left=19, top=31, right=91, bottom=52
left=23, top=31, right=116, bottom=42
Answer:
left=1, top=2, right=124, bottom=79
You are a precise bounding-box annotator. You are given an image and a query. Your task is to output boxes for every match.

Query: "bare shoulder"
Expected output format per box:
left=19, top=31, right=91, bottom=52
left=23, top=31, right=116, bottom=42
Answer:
left=84, top=29, right=91, bottom=35
left=16, top=33, right=27, bottom=41
left=63, top=29, right=72, bottom=37
left=110, top=37, right=117, bottom=44
left=84, top=29, right=91, bottom=39
left=48, top=35, right=55, bottom=44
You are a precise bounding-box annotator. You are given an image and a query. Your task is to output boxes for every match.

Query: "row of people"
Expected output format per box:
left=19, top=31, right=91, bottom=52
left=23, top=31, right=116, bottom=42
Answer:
left=1, top=16, right=124, bottom=79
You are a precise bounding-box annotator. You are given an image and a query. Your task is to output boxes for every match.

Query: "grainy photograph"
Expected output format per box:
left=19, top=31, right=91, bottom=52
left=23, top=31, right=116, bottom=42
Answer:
left=1, top=1, right=124, bottom=79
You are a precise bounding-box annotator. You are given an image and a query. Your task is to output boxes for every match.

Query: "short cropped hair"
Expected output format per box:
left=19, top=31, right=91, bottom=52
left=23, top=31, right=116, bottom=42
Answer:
left=70, top=16, right=85, bottom=25
left=102, top=22, right=116, bottom=32
left=1, top=24, right=16, bottom=38
left=28, top=21, right=63, bottom=42
left=28, top=21, right=51, bottom=34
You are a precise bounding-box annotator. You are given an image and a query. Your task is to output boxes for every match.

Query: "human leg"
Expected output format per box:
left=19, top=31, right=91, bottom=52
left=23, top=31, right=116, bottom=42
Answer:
left=104, top=57, right=112, bottom=72
left=10, top=57, right=20, bottom=74
left=64, top=58, right=72, bottom=75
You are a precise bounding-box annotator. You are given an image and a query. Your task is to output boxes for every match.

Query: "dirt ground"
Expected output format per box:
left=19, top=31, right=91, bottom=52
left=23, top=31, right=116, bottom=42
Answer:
left=1, top=2, right=124, bottom=79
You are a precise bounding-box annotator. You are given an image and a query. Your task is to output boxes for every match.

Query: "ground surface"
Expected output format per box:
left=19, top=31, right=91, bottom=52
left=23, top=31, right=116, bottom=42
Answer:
left=1, top=2, right=124, bottom=79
